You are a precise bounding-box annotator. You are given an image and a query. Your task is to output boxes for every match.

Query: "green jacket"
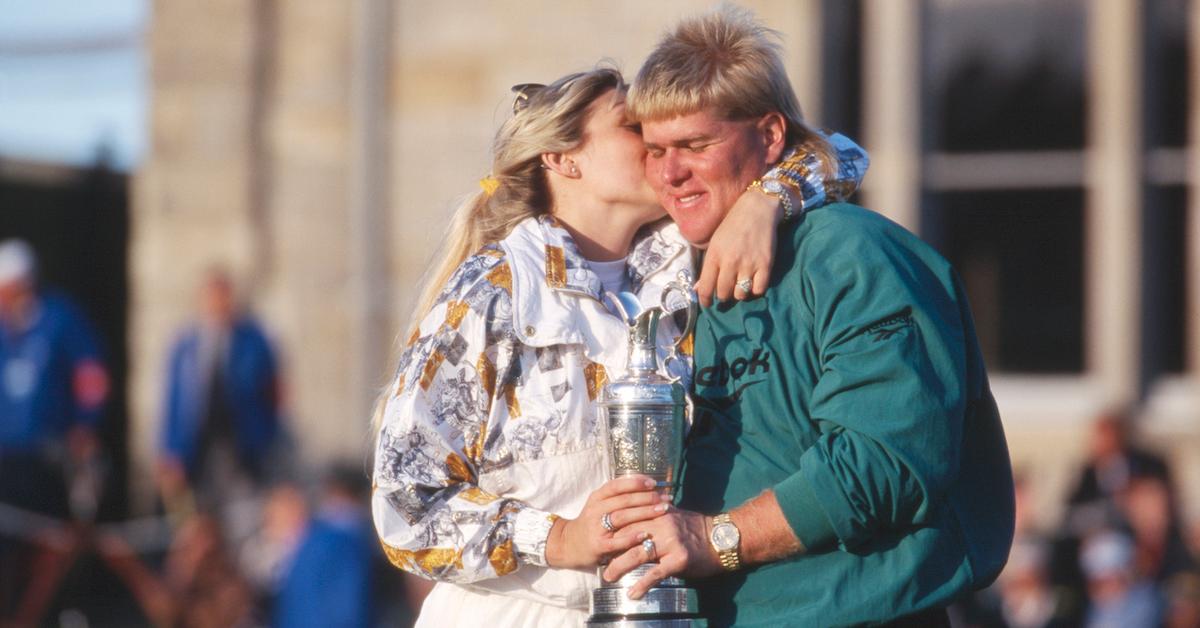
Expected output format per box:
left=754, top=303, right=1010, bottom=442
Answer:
left=679, top=203, right=1015, bottom=627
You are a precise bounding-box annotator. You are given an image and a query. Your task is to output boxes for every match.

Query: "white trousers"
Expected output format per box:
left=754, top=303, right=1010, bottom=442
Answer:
left=416, top=581, right=589, bottom=628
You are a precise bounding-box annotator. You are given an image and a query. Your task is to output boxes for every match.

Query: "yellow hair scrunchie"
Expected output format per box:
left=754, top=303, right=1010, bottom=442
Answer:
left=479, top=175, right=500, bottom=197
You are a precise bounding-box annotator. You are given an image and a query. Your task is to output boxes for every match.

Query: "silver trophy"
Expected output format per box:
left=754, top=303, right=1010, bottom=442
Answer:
left=587, top=272, right=704, bottom=628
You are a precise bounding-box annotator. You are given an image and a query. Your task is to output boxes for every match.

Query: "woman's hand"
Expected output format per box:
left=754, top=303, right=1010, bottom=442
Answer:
left=544, top=475, right=672, bottom=570
left=696, top=188, right=782, bottom=307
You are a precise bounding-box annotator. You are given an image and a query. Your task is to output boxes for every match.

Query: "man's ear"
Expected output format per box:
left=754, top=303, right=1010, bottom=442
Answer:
left=541, top=152, right=580, bottom=178
left=757, top=112, right=788, bottom=164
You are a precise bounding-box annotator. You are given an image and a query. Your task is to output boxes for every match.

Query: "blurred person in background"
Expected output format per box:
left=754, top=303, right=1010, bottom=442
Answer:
left=1117, top=473, right=1195, bottom=584
left=372, top=65, right=863, bottom=626
left=241, top=481, right=310, bottom=602
left=271, top=465, right=376, bottom=628
left=249, top=471, right=411, bottom=627
left=1190, top=517, right=1200, bottom=563
left=992, top=538, right=1078, bottom=628
left=1056, top=410, right=1188, bottom=627
left=0, top=238, right=109, bottom=625
left=96, top=513, right=256, bottom=627
left=158, top=268, right=285, bottom=539
left=1163, top=570, right=1200, bottom=628
left=1067, top=409, right=1169, bottom=515
left=1079, top=529, right=1163, bottom=628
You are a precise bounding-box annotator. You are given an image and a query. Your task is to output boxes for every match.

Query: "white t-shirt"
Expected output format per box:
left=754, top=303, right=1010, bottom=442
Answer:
left=587, top=257, right=629, bottom=296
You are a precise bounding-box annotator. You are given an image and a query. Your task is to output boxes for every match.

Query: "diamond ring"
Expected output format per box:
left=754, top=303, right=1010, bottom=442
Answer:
left=641, top=538, right=656, bottom=559
left=601, top=512, right=616, bottom=532
left=735, top=278, right=753, bottom=294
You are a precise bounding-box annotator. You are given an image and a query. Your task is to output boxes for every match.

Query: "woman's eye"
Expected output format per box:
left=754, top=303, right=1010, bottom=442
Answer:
left=688, top=145, right=706, bottom=154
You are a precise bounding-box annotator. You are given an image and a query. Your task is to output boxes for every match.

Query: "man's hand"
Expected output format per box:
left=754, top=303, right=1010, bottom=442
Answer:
left=602, top=507, right=722, bottom=599
left=603, top=490, right=805, bottom=599
left=545, top=475, right=671, bottom=570
left=696, top=188, right=781, bottom=307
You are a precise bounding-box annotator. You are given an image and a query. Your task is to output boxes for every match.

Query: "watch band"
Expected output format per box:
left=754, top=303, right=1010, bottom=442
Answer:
left=712, top=512, right=742, bottom=572
left=748, top=177, right=796, bottom=222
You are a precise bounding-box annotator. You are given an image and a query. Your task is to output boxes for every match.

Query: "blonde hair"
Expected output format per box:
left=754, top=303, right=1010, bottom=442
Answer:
left=405, top=67, right=626, bottom=339
left=369, top=67, right=627, bottom=451
left=627, top=5, right=833, bottom=167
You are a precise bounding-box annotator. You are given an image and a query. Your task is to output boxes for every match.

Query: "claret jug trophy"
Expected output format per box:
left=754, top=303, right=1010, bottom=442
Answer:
left=586, top=272, right=704, bottom=628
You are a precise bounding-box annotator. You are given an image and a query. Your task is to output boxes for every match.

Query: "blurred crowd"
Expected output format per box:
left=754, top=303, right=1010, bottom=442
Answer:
left=3, top=234, right=1200, bottom=628
left=954, top=410, right=1200, bottom=628
left=0, top=239, right=427, bottom=627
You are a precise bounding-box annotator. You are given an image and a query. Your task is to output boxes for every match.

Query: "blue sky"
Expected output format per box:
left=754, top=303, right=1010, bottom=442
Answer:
left=0, top=0, right=147, bottom=172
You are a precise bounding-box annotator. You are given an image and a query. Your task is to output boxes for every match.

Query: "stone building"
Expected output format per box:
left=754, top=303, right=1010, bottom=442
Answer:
left=128, top=0, right=1200, bottom=529
left=130, top=0, right=827, bottom=504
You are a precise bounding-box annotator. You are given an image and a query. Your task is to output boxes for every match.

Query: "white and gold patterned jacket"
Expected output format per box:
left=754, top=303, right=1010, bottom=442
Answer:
left=373, top=215, right=693, bottom=608
left=372, top=132, right=870, bottom=609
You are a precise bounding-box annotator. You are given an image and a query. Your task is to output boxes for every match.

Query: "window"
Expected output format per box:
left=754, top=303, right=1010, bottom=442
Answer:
left=922, top=0, right=1088, bottom=373
left=1144, top=0, right=1190, bottom=375
left=927, top=0, right=1085, bottom=152
left=928, top=190, right=1085, bottom=372
left=1144, top=187, right=1188, bottom=375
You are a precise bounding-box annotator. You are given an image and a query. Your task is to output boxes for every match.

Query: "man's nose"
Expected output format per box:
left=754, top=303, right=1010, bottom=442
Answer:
left=659, top=153, right=690, bottom=187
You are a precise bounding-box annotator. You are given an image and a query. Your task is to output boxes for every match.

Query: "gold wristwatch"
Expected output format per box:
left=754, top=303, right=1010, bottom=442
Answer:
left=709, top=512, right=742, bottom=571
left=747, top=177, right=795, bottom=222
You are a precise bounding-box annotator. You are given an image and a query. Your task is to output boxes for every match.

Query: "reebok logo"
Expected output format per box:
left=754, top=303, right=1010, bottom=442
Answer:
left=695, top=348, right=772, bottom=387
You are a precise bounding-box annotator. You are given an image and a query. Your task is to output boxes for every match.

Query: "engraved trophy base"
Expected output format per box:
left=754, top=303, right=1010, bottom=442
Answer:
left=586, top=564, right=705, bottom=627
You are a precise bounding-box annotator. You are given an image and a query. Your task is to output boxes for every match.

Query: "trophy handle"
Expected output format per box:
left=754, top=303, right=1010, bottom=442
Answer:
left=660, top=270, right=698, bottom=383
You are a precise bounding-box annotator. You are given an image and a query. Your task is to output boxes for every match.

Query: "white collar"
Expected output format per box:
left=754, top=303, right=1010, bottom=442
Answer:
left=499, top=216, right=690, bottom=358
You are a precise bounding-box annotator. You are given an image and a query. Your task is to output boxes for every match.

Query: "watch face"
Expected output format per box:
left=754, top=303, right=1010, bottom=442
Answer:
left=763, top=179, right=785, bottom=195
left=712, top=523, right=740, bottom=551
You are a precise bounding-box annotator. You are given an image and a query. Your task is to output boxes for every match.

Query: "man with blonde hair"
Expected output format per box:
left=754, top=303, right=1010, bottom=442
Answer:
left=603, top=7, right=1015, bottom=626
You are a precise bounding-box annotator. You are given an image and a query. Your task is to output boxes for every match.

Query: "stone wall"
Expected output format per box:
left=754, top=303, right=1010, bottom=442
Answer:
left=130, top=0, right=821, bottom=507
left=131, top=1, right=1200, bottom=529
left=131, top=0, right=265, bottom=504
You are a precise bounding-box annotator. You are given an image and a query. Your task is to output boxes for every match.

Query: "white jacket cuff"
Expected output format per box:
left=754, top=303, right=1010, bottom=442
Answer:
left=512, top=506, right=558, bottom=567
